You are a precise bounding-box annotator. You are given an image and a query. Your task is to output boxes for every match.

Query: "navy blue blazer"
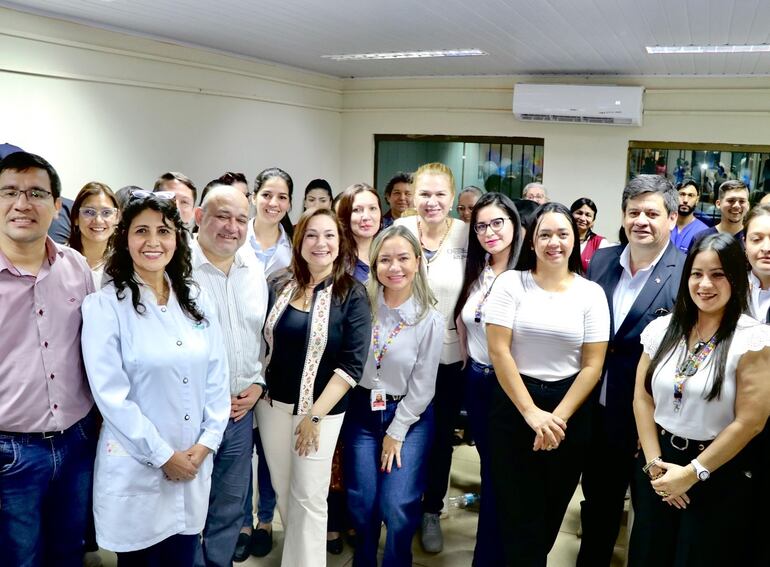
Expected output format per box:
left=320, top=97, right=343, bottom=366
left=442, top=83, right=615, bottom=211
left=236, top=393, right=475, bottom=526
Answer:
left=586, top=241, right=685, bottom=449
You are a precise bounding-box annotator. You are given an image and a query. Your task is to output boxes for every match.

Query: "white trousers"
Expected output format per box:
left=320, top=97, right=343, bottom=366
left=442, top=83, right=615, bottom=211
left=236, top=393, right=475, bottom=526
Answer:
left=256, top=399, right=344, bottom=567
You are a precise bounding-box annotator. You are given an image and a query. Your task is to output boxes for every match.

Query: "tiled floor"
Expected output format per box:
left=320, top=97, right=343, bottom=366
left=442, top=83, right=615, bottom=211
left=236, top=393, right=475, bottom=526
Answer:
left=96, top=444, right=627, bottom=566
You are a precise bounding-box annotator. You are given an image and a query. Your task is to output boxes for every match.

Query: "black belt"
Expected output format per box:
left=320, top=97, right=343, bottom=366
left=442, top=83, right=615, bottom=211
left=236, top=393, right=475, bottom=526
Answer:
left=0, top=429, right=66, bottom=439
left=658, top=427, right=711, bottom=452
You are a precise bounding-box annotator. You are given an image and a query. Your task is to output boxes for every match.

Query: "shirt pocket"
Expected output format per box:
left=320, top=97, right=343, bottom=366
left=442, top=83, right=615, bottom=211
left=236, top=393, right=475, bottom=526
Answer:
left=0, top=437, right=18, bottom=474
left=95, top=437, right=161, bottom=496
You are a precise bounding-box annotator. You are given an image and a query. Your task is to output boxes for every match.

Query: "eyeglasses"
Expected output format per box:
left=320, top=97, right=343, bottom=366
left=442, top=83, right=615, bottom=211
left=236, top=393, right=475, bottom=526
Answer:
left=129, top=189, right=176, bottom=203
left=80, top=207, right=118, bottom=220
left=473, top=217, right=510, bottom=235
left=0, top=188, right=53, bottom=202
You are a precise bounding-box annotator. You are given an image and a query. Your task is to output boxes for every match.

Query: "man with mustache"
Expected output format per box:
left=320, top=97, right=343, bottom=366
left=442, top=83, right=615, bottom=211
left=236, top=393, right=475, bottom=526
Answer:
left=670, top=179, right=708, bottom=253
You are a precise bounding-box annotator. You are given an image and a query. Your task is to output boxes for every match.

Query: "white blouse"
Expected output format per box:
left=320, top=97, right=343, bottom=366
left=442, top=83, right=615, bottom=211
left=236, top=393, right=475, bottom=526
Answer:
left=81, top=281, right=230, bottom=552
left=459, top=264, right=497, bottom=365
left=485, top=270, right=610, bottom=382
left=358, top=292, right=444, bottom=441
left=641, top=313, right=770, bottom=440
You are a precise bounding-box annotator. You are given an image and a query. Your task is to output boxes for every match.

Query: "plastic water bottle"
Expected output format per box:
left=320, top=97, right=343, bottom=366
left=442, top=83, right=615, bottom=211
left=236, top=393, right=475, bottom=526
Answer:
left=448, top=492, right=479, bottom=509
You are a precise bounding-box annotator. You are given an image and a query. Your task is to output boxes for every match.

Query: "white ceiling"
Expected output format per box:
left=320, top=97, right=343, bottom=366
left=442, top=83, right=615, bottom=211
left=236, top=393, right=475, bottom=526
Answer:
left=4, top=0, right=770, bottom=78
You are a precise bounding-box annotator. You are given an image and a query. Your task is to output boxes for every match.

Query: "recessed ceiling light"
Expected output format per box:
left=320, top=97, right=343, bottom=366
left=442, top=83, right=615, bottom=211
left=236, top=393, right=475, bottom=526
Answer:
left=646, top=44, right=770, bottom=54
left=322, top=49, right=487, bottom=61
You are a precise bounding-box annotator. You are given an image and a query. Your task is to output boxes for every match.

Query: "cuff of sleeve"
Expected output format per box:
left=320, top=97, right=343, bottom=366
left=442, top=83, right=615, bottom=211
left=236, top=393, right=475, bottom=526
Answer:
left=386, top=419, right=409, bottom=443
left=197, top=429, right=223, bottom=454
left=335, top=368, right=358, bottom=388
left=252, top=375, right=267, bottom=388
left=148, top=443, right=175, bottom=469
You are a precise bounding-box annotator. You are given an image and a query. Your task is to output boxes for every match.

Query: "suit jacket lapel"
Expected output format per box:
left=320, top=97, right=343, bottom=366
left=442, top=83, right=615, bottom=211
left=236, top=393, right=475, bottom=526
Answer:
left=592, top=246, right=624, bottom=341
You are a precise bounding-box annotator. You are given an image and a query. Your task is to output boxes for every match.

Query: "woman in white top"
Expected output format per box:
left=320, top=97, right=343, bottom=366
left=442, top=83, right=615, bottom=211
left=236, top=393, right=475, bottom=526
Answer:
left=454, top=192, right=523, bottom=567
left=67, top=181, right=119, bottom=287
left=81, top=191, right=230, bottom=565
left=247, top=167, right=294, bottom=278
left=486, top=202, right=610, bottom=566
left=631, top=233, right=770, bottom=567
left=343, top=225, right=444, bottom=567
left=394, top=162, right=468, bottom=551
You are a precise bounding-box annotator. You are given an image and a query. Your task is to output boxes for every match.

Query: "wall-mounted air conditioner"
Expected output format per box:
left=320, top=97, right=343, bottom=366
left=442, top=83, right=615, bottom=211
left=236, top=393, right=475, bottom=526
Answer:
left=513, top=83, right=644, bottom=126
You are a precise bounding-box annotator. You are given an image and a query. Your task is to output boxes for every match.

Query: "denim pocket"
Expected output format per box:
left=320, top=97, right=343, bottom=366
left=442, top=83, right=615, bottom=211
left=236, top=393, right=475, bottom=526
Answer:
left=0, top=437, right=18, bottom=473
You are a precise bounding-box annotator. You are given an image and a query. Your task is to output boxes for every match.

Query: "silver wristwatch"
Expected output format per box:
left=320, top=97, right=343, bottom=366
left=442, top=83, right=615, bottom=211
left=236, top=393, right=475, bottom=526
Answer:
left=310, top=415, right=321, bottom=424
left=691, top=458, right=710, bottom=481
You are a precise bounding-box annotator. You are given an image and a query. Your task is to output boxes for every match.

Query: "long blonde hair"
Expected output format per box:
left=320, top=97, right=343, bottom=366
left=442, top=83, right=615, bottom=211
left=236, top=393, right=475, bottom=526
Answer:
left=367, top=225, right=436, bottom=322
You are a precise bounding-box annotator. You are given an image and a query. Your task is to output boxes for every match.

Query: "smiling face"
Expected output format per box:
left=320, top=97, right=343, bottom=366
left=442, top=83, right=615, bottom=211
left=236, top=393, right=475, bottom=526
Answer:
left=304, top=188, right=332, bottom=211
left=76, top=193, right=118, bottom=246
left=688, top=249, right=731, bottom=317
left=0, top=167, right=60, bottom=248
left=350, top=191, right=381, bottom=239
left=746, top=213, right=770, bottom=284
left=475, top=204, right=514, bottom=257
left=195, top=189, right=250, bottom=261
left=387, top=182, right=413, bottom=216
left=622, top=192, right=677, bottom=252
left=253, top=176, right=291, bottom=226
left=300, top=214, right=339, bottom=275
left=571, top=204, right=595, bottom=236
left=128, top=208, right=177, bottom=281
left=376, top=235, right=419, bottom=295
left=533, top=211, right=574, bottom=269
left=414, top=173, right=454, bottom=225
left=716, top=188, right=750, bottom=225
left=457, top=191, right=480, bottom=223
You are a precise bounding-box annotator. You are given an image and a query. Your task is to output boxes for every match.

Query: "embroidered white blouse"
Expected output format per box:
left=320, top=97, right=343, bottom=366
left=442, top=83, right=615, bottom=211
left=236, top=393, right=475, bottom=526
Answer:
left=358, top=292, right=444, bottom=441
left=641, top=313, right=770, bottom=440
left=81, top=281, right=230, bottom=552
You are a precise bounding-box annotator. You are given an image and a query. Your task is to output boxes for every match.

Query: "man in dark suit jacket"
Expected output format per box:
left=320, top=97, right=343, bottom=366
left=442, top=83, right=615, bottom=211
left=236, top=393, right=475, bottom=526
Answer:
left=577, top=175, right=686, bottom=567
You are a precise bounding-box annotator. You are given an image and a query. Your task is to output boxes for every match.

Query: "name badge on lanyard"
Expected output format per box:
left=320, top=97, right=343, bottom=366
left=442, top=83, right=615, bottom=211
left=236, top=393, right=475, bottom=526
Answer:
left=371, top=318, right=406, bottom=412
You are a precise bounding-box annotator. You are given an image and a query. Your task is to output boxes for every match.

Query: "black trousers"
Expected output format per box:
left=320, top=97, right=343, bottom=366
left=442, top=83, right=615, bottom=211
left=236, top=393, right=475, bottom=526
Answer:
left=628, top=428, right=755, bottom=567
left=117, top=534, right=198, bottom=567
left=576, top=403, right=636, bottom=567
left=422, top=361, right=465, bottom=514
left=489, top=375, right=589, bottom=567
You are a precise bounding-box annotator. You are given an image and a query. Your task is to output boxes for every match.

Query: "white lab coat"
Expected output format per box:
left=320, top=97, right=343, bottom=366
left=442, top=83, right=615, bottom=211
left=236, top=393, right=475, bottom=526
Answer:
left=81, top=281, right=230, bottom=552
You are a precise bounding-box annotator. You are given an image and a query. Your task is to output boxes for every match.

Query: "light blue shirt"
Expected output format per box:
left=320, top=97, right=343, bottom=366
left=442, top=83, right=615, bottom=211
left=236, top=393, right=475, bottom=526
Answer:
left=246, top=221, right=292, bottom=277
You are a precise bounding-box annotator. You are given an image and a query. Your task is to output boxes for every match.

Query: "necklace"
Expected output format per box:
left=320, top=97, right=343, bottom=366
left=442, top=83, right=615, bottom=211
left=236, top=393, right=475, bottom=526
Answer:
left=417, top=218, right=451, bottom=263
left=302, top=282, right=319, bottom=310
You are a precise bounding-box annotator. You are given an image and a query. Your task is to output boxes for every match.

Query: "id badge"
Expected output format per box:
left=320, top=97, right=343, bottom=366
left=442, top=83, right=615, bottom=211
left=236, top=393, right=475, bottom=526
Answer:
left=370, top=388, right=387, bottom=411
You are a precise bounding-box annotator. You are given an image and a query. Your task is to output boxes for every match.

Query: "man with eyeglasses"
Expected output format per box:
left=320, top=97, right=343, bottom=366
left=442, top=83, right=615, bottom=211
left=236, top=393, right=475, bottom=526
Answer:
left=0, top=151, right=97, bottom=567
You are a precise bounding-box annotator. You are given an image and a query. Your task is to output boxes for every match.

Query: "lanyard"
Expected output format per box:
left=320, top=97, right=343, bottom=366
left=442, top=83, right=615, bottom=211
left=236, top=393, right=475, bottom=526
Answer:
left=673, top=335, right=717, bottom=412
left=372, top=319, right=407, bottom=379
left=474, top=263, right=496, bottom=323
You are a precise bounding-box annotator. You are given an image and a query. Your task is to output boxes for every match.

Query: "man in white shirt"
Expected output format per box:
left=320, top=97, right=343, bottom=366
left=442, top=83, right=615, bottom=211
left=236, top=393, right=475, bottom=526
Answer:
left=191, top=185, right=268, bottom=567
left=577, top=175, right=686, bottom=567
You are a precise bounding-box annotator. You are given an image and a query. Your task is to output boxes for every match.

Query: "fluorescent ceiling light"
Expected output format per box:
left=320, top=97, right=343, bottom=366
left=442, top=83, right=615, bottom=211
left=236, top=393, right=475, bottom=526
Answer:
left=646, top=44, right=770, bottom=54
left=322, top=49, right=486, bottom=61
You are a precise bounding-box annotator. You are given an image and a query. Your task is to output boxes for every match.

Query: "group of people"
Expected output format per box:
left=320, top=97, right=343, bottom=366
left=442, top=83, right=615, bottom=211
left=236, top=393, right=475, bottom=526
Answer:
left=1, top=147, right=768, bottom=567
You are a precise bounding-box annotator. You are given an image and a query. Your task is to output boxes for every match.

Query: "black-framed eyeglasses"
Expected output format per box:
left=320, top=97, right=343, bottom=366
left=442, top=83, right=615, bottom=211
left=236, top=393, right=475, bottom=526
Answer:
left=473, top=217, right=510, bottom=235
left=0, top=188, right=53, bottom=202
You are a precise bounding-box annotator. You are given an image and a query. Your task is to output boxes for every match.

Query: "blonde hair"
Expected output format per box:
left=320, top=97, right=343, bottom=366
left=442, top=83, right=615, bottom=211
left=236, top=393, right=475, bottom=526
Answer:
left=367, top=225, right=436, bottom=323
left=413, top=162, right=456, bottom=196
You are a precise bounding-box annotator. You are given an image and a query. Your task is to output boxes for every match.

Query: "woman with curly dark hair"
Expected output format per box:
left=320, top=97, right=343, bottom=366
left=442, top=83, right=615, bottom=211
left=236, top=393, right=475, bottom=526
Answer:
left=80, top=191, right=230, bottom=565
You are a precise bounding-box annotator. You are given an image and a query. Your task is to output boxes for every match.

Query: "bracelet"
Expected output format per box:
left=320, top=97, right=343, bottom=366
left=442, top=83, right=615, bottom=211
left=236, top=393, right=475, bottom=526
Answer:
left=642, top=456, right=662, bottom=477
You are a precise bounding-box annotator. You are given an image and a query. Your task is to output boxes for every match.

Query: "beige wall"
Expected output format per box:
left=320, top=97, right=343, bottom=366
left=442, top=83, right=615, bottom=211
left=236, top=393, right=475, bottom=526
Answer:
left=4, top=8, right=770, bottom=234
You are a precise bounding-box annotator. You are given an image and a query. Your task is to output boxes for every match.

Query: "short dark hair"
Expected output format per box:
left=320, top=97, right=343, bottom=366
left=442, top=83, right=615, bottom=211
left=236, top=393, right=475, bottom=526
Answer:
left=384, top=172, right=412, bottom=197
left=199, top=172, right=250, bottom=204
left=154, top=171, right=197, bottom=203
left=717, top=179, right=748, bottom=200
left=622, top=174, right=678, bottom=215
left=304, top=178, right=333, bottom=199
left=0, top=151, right=62, bottom=200
left=676, top=178, right=698, bottom=191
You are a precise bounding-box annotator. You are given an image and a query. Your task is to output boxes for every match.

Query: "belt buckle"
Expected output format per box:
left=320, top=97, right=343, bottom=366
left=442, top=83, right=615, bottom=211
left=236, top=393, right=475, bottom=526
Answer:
left=41, top=431, right=56, bottom=439
left=670, top=434, right=689, bottom=451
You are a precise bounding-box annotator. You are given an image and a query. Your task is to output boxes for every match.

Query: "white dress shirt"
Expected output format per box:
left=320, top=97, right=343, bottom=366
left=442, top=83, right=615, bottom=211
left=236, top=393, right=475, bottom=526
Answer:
left=81, top=281, right=230, bottom=552
left=246, top=221, right=292, bottom=277
left=612, top=243, right=669, bottom=334
left=749, top=271, right=770, bottom=323
left=459, top=264, right=496, bottom=365
left=192, top=241, right=268, bottom=395
left=358, top=292, right=444, bottom=441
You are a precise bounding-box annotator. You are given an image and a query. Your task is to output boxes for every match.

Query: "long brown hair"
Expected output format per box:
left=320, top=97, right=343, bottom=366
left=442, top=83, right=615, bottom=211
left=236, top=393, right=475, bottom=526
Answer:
left=68, top=181, right=118, bottom=253
left=336, top=182, right=382, bottom=268
left=277, top=208, right=355, bottom=302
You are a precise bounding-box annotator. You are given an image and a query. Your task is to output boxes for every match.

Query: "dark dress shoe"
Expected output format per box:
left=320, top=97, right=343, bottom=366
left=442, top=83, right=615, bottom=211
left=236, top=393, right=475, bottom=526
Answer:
left=232, top=532, right=251, bottom=563
left=251, top=527, right=273, bottom=558
left=326, top=536, right=344, bottom=555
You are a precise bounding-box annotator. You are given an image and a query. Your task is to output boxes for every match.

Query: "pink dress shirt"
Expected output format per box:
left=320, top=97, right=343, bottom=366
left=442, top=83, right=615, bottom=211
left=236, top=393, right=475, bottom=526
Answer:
left=0, top=237, right=95, bottom=432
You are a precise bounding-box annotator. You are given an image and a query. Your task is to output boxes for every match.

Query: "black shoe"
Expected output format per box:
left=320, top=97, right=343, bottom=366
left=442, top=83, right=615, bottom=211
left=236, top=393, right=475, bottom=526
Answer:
left=251, top=528, right=273, bottom=558
left=232, top=532, right=251, bottom=563
left=326, top=536, right=344, bottom=555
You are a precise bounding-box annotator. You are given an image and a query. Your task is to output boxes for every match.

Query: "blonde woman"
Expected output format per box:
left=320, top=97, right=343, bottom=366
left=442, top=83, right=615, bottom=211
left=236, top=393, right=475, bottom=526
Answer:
left=394, top=162, right=468, bottom=552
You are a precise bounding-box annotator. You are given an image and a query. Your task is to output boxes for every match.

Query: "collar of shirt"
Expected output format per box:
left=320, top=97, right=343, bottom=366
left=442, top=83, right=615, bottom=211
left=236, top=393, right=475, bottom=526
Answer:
left=376, top=288, right=419, bottom=325
left=247, top=220, right=289, bottom=255
left=618, top=241, right=669, bottom=281
left=0, top=236, right=62, bottom=276
left=191, top=239, right=248, bottom=274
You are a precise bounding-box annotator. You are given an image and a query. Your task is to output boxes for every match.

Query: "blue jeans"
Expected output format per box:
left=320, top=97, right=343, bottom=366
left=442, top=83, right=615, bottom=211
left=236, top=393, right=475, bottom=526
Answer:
left=195, top=411, right=254, bottom=567
left=465, top=359, right=506, bottom=566
left=0, top=411, right=97, bottom=567
left=343, top=387, right=434, bottom=567
left=242, top=425, right=276, bottom=528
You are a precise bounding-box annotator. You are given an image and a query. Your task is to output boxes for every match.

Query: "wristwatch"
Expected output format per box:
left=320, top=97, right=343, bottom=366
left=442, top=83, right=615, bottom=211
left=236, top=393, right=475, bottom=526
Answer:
left=310, top=415, right=321, bottom=424
left=691, top=458, right=710, bottom=481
